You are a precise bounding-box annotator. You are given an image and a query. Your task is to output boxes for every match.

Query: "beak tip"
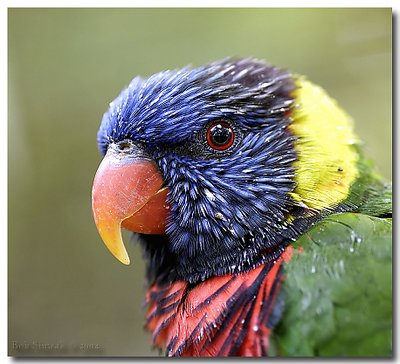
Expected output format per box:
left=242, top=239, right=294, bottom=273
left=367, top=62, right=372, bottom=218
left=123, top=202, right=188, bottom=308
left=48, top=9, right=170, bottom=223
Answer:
left=106, top=241, right=131, bottom=266
left=120, top=256, right=130, bottom=265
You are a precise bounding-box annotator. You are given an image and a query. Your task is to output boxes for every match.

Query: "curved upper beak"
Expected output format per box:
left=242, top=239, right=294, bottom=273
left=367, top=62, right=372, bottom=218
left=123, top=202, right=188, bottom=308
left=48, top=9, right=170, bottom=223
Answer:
left=91, top=144, right=169, bottom=265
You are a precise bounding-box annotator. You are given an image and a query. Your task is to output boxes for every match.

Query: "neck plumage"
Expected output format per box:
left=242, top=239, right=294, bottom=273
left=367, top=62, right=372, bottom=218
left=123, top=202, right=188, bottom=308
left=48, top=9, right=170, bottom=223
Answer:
left=289, top=78, right=359, bottom=211
left=145, top=246, right=293, bottom=357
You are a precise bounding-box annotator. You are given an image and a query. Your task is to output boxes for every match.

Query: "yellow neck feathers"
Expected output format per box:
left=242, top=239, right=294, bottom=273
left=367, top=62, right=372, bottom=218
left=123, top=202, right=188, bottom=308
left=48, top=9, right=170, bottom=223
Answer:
left=289, top=78, right=359, bottom=211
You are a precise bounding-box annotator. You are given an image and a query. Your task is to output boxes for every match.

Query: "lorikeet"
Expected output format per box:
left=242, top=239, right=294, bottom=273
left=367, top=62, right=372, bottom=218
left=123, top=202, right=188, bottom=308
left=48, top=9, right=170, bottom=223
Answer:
left=91, top=58, right=392, bottom=357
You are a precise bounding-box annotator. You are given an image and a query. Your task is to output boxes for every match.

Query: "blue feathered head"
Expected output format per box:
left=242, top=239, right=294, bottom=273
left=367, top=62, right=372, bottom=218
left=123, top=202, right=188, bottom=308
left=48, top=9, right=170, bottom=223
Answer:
left=96, top=58, right=303, bottom=283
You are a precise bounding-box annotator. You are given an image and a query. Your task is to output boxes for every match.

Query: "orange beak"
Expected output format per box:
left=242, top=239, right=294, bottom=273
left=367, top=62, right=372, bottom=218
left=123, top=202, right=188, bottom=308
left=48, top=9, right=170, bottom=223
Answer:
left=92, top=145, right=169, bottom=265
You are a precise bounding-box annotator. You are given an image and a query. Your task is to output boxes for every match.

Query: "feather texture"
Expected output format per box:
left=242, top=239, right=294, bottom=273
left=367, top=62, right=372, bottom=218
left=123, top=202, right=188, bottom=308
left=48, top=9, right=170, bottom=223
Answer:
left=146, top=247, right=293, bottom=356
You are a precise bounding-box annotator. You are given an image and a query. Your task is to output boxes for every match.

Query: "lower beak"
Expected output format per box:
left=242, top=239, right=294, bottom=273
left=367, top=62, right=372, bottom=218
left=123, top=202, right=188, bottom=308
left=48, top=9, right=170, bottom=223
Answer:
left=92, top=146, right=169, bottom=265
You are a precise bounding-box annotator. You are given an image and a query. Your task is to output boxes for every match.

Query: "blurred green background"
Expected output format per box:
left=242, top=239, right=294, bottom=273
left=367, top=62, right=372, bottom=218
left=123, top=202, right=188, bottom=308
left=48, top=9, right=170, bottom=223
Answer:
left=8, top=8, right=391, bottom=357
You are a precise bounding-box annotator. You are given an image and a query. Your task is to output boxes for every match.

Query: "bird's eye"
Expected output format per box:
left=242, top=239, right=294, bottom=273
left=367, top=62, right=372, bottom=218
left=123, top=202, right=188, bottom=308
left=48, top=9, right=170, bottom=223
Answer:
left=206, top=121, right=235, bottom=151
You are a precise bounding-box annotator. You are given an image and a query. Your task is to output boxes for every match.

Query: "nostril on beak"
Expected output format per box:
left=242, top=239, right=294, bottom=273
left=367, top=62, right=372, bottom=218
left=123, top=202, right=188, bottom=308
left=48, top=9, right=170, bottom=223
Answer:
left=117, top=140, right=134, bottom=151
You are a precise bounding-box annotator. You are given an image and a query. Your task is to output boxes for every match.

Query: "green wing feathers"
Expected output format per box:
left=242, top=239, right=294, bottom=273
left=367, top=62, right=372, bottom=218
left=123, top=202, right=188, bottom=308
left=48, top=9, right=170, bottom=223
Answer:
left=356, top=182, right=392, bottom=218
left=274, top=212, right=392, bottom=356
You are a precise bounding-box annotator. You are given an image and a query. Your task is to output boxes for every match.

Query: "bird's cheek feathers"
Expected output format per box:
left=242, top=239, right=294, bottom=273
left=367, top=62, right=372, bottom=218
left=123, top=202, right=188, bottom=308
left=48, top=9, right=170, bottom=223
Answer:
left=91, top=145, right=169, bottom=265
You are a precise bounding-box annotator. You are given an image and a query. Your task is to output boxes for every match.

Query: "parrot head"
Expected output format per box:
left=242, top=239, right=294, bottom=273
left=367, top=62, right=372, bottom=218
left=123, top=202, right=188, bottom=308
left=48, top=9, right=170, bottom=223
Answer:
left=92, top=58, right=359, bottom=284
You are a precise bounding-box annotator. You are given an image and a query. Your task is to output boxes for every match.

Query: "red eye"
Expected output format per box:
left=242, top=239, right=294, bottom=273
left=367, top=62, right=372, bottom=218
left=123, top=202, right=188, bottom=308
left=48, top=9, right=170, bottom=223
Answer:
left=206, top=121, right=235, bottom=151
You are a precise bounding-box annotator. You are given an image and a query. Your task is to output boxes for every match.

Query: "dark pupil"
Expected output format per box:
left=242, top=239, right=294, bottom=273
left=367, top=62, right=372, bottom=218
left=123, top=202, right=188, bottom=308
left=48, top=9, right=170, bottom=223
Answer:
left=210, top=124, right=232, bottom=146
